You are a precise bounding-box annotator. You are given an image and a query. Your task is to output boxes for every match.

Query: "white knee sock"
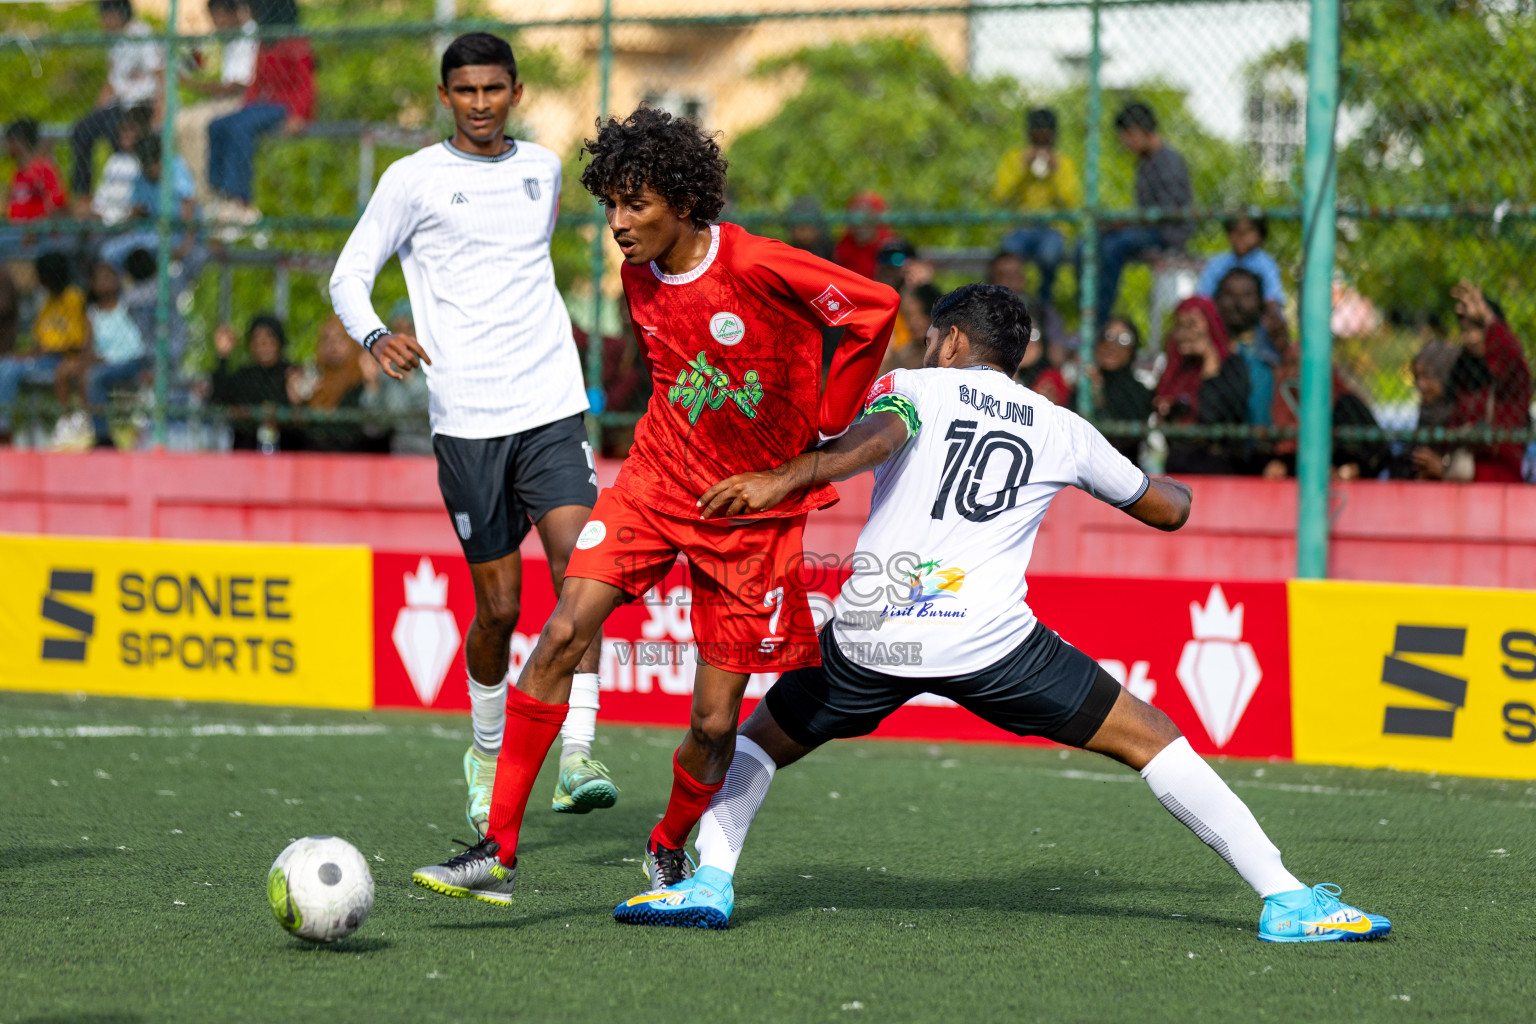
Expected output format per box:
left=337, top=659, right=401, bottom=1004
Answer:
left=1140, top=737, right=1304, bottom=898
left=467, top=674, right=506, bottom=756
left=560, top=672, right=600, bottom=759
left=695, top=737, right=777, bottom=877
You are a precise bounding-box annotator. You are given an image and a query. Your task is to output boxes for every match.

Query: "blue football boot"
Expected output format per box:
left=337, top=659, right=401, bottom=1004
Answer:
left=1259, top=883, right=1391, bottom=942
left=613, top=865, right=734, bottom=930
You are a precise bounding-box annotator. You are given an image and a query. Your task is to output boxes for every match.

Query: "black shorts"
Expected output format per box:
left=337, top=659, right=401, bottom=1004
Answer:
left=765, top=623, right=1122, bottom=749
left=434, top=414, right=598, bottom=564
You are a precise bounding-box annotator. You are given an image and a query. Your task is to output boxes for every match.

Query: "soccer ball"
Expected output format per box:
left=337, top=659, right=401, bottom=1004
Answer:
left=267, top=835, right=374, bottom=943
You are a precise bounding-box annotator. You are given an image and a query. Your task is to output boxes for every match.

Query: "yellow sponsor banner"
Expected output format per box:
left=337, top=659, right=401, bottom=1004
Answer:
left=1289, top=579, right=1536, bottom=779
left=0, top=534, right=373, bottom=709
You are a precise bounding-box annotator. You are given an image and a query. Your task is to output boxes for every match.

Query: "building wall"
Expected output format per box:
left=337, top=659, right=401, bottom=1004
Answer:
left=506, top=0, right=971, bottom=158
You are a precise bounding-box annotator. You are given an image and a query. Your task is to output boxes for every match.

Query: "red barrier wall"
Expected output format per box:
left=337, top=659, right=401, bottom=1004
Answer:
left=3, top=449, right=1535, bottom=586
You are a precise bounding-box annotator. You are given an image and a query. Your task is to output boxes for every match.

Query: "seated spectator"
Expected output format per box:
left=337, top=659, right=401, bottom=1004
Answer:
left=36, top=253, right=94, bottom=449
left=1091, top=102, right=1192, bottom=328
left=299, top=314, right=368, bottom=452
left=994, top=107, right=1080, bottom=311
left=1214, top=267, right=1281, bottom=431
left=785, top=195, right=833, bottom=261
left=987, top=250, right=1027, bottom=296
left=1015, top=329, right=1071, bottom=406
left=1405, top=339, right=1465, bottom=480
left=209, top=313, right=295, bottom=450
left=208, top=0, right=315, bottom=225
left=1263, top=345, right=1382, bottom=480
left=832, top=192, right=895, bottom=279
left=1442, top=281, right=1532, bottom=482
left=70, top=1, right=164, bottom=203
left=1087, top=317, right=1152, bottom=459
left=85, top=260, right=148, bottom=447
left=359, top=299, right=432, bottom=455
left=1198, top=215, right=1289, bottom=348
left=870, top=240, right=922, bottom=354
left=1155, top=296, right=1248, bottom=474
left=176, top=0, right=258, bottom=203
left=6, top=119, right=68, bottom=226
left=881, top=282, right=941, bottom=374
left=99, top=137, right=198, bottom=268
left=90, top=106, right=149, bottom=227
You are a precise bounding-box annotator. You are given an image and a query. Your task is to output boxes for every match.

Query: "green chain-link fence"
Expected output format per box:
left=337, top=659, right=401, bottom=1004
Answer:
left=2, top=0, right=1532, bottom=562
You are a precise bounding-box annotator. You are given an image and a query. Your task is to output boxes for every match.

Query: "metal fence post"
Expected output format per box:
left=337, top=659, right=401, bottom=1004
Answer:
left=151, top=0, right=182, bottom=448
left=585, top=0, right=613, bottom=450
left=1297, top=0, right=1340, bottom=579
left=1075, top=0, right=1103, bottom=419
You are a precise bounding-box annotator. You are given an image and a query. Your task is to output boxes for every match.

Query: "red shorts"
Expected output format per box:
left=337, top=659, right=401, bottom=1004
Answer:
left=566, top=486, right=820, bottom=673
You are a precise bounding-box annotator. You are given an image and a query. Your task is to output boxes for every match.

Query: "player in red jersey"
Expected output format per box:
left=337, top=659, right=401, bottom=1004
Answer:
left=413, top=107, right=899, bottom=905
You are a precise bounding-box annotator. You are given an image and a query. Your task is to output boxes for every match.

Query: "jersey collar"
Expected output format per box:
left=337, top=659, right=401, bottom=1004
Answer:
left=650, top=224, right=720, bottom=286
left=441, top=137, right=519, bottom=163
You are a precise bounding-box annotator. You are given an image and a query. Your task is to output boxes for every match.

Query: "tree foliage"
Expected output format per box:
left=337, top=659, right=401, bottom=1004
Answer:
left=1267, top=0, right=1536, bottom=337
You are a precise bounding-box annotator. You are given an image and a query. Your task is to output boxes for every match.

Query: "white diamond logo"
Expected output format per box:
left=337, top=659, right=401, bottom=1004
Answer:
left=391, top=556, right=461, bottom=707
left=1175, top=585, right=1261, bottom=748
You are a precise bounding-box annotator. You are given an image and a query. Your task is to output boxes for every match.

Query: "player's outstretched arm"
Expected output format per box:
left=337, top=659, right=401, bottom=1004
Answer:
left=1122, top=477, right=1192, bottom=532
left=697, top=411, right=909, bottom=519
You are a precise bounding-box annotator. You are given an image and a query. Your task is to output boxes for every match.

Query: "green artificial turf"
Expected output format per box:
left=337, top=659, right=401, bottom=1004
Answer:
left=2, top=690, right=1533, bottom=1023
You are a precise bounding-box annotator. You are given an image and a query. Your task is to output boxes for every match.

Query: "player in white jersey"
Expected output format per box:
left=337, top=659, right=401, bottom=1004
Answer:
left=329, top=33, right=617, bottom=833
left=613, top=284, right=1391, bottom=944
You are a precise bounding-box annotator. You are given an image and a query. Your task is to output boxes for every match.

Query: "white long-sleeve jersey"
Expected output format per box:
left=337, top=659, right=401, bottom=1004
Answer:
left=329, top=138, right=587, bottom=439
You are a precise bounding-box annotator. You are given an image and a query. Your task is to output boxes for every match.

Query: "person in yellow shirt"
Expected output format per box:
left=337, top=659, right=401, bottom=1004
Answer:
left=0, top=252, right=93, bottom=442
left=992, top=108, right=1081, bottom=311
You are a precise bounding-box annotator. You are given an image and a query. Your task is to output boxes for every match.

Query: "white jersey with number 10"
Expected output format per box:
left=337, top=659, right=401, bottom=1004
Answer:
left=830, top=366, right=1149, bottom=677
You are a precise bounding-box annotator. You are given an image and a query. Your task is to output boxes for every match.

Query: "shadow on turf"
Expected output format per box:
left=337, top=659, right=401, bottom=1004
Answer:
left=0, top=845, right=114, bottom=872
left=420, top=866, right=1247, bottom=933
left=737, top=865, right=1249, bottom=930
left=282, top=936, right=393, bottom=954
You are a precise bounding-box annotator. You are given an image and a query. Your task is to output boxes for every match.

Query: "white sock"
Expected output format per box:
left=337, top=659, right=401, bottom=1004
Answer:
left=467, top=674, right=506, bottom=756
left=695, top=736, right=777, bottom=877
left=1139, top=737, right=1304, bottom=899
left=560, top=672, right=600, bottom=760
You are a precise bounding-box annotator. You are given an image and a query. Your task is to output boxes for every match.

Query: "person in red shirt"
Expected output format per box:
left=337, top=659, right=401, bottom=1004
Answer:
left=6, top=119, right=68, bottom=224
left=206, top=10, right=315, bottom=225
left=412, top=107, right=899, bottom=907
left=1444, top=280, right=1532, bottom=483
left=831, top=191, right=896, bottom=279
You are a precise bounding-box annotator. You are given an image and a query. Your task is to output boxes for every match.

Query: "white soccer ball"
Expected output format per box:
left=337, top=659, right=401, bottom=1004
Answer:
left=267, top=835, right=375, bottom=943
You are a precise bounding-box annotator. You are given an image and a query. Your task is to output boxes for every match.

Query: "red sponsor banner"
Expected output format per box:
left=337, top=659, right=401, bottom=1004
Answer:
left=1029, top=577, right=1291, bottom=759
left=373, top=552, right=1290, bottom=758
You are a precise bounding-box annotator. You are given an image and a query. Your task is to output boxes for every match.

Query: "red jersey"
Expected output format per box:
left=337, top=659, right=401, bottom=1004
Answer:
left=8, top=156, right=67, bottom=222
left=245, top=37, right=316, bottom=121
left=616, top=222, right=899, bottom=520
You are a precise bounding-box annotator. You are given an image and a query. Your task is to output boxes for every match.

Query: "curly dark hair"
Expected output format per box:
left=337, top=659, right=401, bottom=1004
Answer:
left=579, top=107, right=728, bottom=227
left=931, top=284, right=1034, bottom=374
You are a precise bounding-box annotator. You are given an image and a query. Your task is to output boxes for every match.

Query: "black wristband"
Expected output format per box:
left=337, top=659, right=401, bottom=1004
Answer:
left=362, top=328, right=388, bottom=353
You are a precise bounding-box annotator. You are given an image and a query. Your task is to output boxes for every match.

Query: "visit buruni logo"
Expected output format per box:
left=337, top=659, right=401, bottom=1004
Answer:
left=1381, top=625, right=1466, bottom=738
left=40, top=569, right=95, bottom=662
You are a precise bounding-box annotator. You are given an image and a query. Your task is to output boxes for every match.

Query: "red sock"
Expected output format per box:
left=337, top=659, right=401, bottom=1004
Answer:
left=485, top=686, right=567, bottom=866
left=650, top=750, right=726, bottom=851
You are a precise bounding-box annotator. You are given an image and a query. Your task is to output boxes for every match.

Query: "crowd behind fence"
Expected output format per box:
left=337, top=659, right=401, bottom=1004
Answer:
left=1, top=0, right=1533, bottom=487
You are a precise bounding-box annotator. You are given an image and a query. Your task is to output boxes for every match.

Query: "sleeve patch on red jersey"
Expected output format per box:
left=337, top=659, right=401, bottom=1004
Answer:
left=809, top=285, right=857, bottom=326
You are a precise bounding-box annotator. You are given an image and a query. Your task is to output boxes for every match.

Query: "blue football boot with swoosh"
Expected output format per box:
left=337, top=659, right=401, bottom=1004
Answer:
left=1259, top=883, right=1390, bottom=942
